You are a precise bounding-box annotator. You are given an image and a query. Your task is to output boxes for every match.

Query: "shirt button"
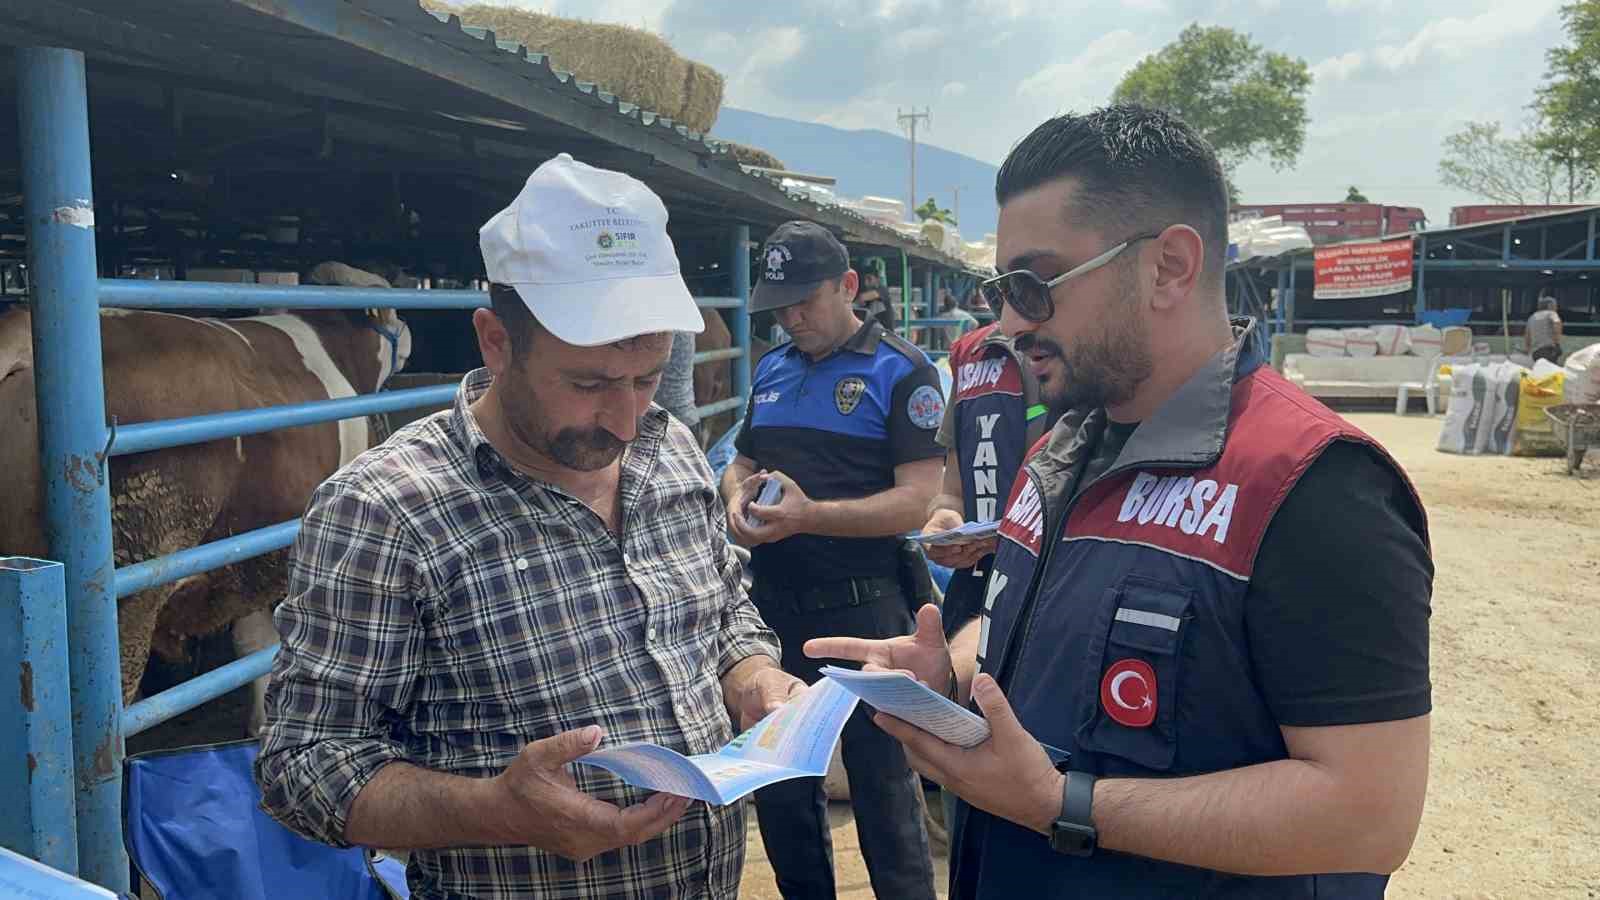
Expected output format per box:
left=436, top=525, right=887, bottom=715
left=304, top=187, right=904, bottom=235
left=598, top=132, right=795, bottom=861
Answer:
left=622, top=552, right=633, bottom=567
left=514, top=558, right=528, bottom=571
left=646, top=626, right=658, bottom=642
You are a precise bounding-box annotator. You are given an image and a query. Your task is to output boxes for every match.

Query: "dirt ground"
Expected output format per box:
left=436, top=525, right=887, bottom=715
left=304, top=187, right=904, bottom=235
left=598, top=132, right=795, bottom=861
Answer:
left=736, top=413, right=1600, bottom=899
left=130, top=413, right=1598, bottom=898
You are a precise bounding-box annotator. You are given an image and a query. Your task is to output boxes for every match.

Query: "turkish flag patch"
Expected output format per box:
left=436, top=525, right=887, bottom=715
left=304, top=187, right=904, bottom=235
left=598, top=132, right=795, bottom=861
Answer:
left=1100, top=658, right=1157, bottom=728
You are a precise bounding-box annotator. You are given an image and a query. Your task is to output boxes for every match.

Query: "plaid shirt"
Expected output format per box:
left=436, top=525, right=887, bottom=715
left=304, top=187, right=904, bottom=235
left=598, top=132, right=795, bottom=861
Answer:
left=254, top=368, right=780, bottom=900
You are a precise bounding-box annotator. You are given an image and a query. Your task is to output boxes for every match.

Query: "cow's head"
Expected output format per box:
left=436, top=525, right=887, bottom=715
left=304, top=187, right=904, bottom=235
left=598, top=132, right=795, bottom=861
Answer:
left=365, top=307, right=412, bottom=388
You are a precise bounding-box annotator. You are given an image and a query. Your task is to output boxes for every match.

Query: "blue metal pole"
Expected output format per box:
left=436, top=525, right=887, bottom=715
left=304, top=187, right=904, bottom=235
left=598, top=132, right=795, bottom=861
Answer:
left=121, top=646, right=279, bottom=738
left=729, top=225, right=751, bottom=407
left=1587, top=213, right=1595, bottom=261
left=98, top=279, right=488, bottom=310
left=0, top=557, right=79, bottom=875
left=1416, top=237, right=1428, bottom=324
left=114, top=520, right=300, bottom=600
left=16, top=48, right=129, bottom=892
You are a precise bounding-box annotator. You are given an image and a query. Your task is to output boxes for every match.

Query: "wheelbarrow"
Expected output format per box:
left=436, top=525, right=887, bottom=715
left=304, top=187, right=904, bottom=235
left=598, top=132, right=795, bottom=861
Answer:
left=1545, top=404, right=1600, bottom=475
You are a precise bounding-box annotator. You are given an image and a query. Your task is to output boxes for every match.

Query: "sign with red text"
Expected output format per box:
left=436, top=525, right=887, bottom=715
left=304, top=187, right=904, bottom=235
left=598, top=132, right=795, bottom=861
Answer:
left=1312, top=238, right=1414, bottom=300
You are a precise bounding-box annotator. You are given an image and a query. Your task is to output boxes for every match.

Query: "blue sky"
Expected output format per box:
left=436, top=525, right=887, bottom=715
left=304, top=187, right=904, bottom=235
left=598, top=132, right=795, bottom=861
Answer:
left=470, top=0, right=1575, bottom=226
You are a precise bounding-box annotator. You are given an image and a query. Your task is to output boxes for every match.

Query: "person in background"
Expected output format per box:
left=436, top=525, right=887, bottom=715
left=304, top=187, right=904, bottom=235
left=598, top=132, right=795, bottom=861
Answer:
left=934, top=289, right=980, bottom=351
left=658, top=329, right=704, bottom=443
left=919, top=319, right=1054, bottom=833
left=1525, top=295, right=1564, bottom=364
left=254, top=154, right=801, bottom=900
left=855, top=267, right=900, bottom=334
left=808, top=106, right=1432, bottom=899
left=722, top=220, right=943, bottom=900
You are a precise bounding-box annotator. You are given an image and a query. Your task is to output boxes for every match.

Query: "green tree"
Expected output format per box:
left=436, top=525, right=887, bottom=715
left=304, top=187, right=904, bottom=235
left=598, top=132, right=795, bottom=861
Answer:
left=914, top=196, right=957, bottom=225
left=1438, top=120, right=1575, bottom=204
left=1533, top=1, right=1600, bottom=200
left=1112, top=24, right=1312, bottom=181
left=1345, top=186, right=1369, bottom=203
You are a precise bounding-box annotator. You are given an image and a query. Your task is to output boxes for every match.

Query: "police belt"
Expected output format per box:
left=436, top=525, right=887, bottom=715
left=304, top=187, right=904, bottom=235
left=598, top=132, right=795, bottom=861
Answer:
left=758, top=574, right=903, bottom=615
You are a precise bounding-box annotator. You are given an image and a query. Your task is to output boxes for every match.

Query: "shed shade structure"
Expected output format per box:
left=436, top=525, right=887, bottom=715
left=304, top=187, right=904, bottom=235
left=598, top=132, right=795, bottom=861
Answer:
left=0, top=0, right=978, bottom=295
left=1227, top=205, right=1600, bottom=337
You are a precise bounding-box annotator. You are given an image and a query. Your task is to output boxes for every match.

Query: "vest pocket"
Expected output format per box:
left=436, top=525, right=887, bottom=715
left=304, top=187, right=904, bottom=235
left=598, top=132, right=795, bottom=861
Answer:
left=1074, top=576, right=1194, bottom=772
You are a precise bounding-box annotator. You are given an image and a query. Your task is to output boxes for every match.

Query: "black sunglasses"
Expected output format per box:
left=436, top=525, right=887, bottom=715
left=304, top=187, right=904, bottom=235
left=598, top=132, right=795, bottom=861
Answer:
left=981, top=231, right=1164, bottom=322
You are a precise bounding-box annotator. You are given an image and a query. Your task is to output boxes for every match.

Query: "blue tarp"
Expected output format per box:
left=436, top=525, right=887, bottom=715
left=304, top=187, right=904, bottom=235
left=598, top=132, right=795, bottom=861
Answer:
left=123, top=741, right=406, bottom=900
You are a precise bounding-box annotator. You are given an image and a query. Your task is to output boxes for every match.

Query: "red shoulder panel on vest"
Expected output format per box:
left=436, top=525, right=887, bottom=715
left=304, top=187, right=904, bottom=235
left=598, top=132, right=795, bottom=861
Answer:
left=997, top=469, right=1045, bottom=558
left=1062, top=367, right=1376, bottom=580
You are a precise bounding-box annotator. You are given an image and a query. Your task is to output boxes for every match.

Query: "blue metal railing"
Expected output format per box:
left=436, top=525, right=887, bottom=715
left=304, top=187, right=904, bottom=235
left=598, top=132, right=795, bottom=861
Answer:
left=7, top=45, right=758, bottom=887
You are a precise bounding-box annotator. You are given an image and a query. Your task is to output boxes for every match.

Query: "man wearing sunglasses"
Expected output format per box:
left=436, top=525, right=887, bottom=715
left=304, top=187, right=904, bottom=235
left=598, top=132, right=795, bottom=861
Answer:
left=807, top=105, right=1433, bottom=898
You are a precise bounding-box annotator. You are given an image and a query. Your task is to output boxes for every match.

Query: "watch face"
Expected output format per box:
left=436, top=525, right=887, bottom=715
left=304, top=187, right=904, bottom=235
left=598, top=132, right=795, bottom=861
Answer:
left=1050, top=821, right=1096, bottom=857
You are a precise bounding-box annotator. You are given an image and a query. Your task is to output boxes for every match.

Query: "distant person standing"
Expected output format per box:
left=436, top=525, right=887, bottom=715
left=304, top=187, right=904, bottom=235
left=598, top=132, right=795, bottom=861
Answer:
left=1525, top=295, right=1564, bottom=363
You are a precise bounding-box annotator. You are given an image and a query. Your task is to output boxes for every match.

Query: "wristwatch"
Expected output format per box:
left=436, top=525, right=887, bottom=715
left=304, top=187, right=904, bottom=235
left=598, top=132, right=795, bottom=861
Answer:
left=1048, top=769, right=1097, bottom=857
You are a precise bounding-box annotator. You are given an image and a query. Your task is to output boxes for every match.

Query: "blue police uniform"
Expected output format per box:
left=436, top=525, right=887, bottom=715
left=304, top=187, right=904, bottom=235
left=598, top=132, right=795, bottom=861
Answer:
left=736, top=318, right=944, bottom=900
left=953, top=322, right=1432, bottom=898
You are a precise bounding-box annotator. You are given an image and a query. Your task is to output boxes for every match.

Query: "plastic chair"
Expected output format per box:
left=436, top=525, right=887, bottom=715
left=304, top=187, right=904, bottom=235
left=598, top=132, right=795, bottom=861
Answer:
left=124, top=740, right=405, bottom=899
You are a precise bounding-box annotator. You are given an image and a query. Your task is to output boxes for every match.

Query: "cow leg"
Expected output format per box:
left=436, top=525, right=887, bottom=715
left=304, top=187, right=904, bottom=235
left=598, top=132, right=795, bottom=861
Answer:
left=230, top=609, right=279, bottom=736
left=117, top=585, right=180, bottom=706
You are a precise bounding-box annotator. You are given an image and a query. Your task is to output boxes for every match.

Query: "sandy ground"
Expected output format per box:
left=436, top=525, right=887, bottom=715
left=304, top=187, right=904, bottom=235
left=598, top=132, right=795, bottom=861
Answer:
left=129, top=412, right=1599, bottom=898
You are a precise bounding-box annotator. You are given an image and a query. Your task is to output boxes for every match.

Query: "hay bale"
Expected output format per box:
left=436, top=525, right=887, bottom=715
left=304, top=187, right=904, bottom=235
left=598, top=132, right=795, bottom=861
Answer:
left=724, top=141, right=785, bottom=171
left=424, top=2, right=723, bottom=134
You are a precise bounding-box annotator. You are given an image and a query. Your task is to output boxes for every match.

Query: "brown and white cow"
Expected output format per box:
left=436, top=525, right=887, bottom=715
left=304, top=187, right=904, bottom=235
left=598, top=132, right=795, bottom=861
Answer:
left=0, top=271, right=411, bottom=732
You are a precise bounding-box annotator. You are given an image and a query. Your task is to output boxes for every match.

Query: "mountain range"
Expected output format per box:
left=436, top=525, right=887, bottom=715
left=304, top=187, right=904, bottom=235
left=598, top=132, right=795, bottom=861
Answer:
left=710, top=107, right=1002, bottom=241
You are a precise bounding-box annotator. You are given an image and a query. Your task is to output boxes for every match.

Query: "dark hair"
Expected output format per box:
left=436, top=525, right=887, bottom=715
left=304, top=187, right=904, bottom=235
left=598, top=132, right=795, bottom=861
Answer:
left=489, top=283, right=541, bottom=358
left=995, top=105, right=1228, bottom=282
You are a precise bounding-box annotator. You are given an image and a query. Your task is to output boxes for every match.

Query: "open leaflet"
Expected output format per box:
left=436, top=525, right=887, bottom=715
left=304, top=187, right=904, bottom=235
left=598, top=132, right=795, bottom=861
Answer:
left=575, top=677, right=859, bottom=805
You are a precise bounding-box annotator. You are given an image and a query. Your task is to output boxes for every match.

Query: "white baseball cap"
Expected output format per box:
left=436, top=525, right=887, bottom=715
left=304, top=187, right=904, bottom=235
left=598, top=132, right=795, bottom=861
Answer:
left=479, top=153, right=704, bottom=346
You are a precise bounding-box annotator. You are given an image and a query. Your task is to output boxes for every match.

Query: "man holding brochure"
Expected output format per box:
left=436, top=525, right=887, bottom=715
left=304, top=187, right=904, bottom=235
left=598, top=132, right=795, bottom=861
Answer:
left=808, top=107, right=1432, bottom=899
left=254, top=155, right=800, bottom=900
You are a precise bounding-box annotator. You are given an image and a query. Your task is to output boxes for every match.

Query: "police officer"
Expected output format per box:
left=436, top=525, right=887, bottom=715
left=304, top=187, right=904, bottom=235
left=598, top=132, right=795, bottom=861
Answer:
left=721, top=220, right=943, bottom=900
left=808, top=107, right=1433, bottom=899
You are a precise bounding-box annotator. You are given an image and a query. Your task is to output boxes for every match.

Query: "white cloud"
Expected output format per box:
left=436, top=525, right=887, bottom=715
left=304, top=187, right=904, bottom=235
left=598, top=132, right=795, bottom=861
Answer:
left=1327, top=0, right=1392, bottom=9
left=942, top=82, right=969, bottom=99
left=1311, top=50, right=1366, bottom=83
left=1017, top=29, right=1156, bottom=112
left=1373, top=2, right=1562, bottom=70
left=888, top=25, right=943, bottom=54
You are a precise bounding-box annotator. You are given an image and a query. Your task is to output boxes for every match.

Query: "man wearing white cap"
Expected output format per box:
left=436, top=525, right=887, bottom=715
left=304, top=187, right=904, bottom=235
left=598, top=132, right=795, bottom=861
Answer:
left=255, top=154, right=799, bottom=899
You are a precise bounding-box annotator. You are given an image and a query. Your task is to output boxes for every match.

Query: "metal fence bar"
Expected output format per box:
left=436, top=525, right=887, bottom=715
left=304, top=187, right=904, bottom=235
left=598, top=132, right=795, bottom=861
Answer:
left=111, top=384, right=459, bottom=458
left=0, top=557, right=79, bottom=875
left=692, top=348, right=743, bottom=365
left=121, top=645, right=279, bottom=738
left=99, top=279, right=487, bottom=310
left=17, top=47, right=129, bottom=893
left=695, top=296, right=744, bottom=309
left=114, top=521, right=299, bottom=600
left=729, top=226, right=751, bottom=406
left=696, top=396, right=745, bottom=418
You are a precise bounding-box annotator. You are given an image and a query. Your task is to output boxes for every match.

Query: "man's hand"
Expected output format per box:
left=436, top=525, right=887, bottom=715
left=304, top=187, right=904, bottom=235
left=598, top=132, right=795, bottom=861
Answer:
left=874, top=673, right=1063, bottom=835
left=724, top=658, right=808, bottom=730
left=804, top=603, right=954, bottom=696
left=489, top=726, right=692, bottom=862
left=725, top=470, right=764, bottom=547
left=920, top=508, right=998, bottom=570
left=740, top=470, right=814, bottom=545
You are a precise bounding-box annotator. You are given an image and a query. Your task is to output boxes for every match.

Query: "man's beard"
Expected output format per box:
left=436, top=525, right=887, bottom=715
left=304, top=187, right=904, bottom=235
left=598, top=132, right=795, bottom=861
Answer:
left=500, top=376, right=630, bottom=472
left=1017, top=292, right=1153, bottom=414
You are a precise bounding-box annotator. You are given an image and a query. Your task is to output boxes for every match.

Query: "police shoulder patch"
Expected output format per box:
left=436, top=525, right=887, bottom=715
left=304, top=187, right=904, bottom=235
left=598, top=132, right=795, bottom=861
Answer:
left=907, top=383, right=945, bottom=429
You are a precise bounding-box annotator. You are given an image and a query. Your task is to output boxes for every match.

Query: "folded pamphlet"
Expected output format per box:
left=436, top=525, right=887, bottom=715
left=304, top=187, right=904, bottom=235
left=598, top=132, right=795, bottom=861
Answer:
left=575, top=677, right=859, bottom=805
left=906, top=520, right=1001, bottom=547
left=818, top=665, right=992, bottom=747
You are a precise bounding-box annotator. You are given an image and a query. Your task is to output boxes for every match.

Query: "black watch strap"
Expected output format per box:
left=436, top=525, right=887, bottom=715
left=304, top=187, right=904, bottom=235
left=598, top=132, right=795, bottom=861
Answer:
left=1063, top=770, right=1095, bottom=826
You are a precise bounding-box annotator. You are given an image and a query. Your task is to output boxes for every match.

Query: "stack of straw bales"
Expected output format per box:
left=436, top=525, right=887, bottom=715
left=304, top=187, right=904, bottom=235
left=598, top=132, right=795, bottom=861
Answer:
left=422, top=1, right=724, bottom=134
left=722, top=142, right=787, bottom=171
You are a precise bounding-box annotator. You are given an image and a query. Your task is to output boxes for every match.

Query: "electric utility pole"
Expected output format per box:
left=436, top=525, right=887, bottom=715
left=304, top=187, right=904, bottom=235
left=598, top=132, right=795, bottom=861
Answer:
left=897, top=106, right=930, bottom=223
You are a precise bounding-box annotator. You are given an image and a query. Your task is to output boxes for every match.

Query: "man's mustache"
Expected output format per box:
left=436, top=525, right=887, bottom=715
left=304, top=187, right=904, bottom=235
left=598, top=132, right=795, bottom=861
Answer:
left=1013, top=332, right=1065, bottom=358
